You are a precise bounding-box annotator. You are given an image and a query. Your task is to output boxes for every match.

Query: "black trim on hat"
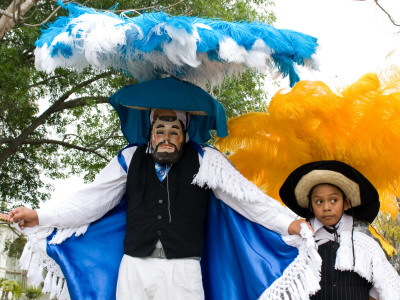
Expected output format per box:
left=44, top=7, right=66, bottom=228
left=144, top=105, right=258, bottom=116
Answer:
left=279, top=160, right=380, bottom=223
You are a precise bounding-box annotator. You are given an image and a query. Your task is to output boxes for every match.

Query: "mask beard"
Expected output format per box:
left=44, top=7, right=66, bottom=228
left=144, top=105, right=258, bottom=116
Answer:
left=151, top=142, right=183, bottom=164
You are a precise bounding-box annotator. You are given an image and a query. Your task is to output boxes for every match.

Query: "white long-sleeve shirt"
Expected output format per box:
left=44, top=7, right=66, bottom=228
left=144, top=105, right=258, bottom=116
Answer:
left=37, top=146, right=295, bottom=236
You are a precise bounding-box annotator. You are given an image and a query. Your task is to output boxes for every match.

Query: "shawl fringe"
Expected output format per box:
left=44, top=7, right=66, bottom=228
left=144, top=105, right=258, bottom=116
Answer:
left=194, top=147, right=274, bottom=204
left=336, top=231, right=400, bottom=300
left=259, top=224, right=322, bottom=300
left=17, top=225, right=71, bottom=300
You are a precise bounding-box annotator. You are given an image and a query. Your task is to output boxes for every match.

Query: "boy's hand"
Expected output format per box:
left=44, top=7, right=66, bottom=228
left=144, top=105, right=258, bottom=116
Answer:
left=288, top=219, right=313, bottom=236
left=0, top=213, right=7, bottom=221
left=7, top=207, right=39, bottom=229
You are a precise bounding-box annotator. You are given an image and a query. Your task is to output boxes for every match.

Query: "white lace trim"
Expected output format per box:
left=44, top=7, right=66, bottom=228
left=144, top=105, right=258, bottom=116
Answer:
left=47, top=224, right=90, bottom=244
left=16, top=225, right=70, bottom=300
left=259, top=224, right=322, bottom=300
left=336, top=231, right=400, bottom=300
left=193, top=147, right=269, bottom=203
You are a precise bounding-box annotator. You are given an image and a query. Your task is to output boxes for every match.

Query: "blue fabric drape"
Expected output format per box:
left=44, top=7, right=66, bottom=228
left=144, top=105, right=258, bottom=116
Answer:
left=46, top=194, right=298, bottom=300
left=47, top=199, right=127, bottom=300
left=201, top=194, right=298, bottom=299
left=46, top=143, right=299, bottom=299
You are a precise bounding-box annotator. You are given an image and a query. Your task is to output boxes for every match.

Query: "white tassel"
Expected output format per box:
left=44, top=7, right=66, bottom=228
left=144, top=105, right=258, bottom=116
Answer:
left=29, top=262, right=44, bottom=287
left=49, top=274, right=58, bottom=299
left=49, top=224, right=89, bottom=244
left=74, top=224, right=90, bottom=237
left=60, top=281, right=70, bottom=300
left=19, top=243, right=32, bottom=270
left=26, top=252, right=39, bottom=278
left=42, top=271, right=52, bottom=293
left=55, top=277, right=64, bottom=299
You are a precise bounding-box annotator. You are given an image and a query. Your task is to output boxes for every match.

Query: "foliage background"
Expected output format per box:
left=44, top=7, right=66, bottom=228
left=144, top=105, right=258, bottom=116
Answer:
left=0, top=0, right=275, bottom=211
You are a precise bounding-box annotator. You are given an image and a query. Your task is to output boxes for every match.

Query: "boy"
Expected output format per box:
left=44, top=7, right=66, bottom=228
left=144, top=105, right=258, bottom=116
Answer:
left=279, top=160, right=400, bottom=300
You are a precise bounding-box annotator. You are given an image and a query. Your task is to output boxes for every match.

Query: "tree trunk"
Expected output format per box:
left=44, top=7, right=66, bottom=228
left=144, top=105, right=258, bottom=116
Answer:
left=0, top=0, right=40, bottom=39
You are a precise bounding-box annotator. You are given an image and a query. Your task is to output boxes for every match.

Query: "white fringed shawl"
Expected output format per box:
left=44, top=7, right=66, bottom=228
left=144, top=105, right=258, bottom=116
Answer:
left=336, top=231, right=400, bottom=300
left=19, top=146, right=323, bottom=300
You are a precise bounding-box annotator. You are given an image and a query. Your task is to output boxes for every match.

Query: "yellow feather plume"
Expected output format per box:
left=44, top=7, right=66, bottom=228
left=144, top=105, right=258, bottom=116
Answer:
left=217, top=66, right=400, bottom=218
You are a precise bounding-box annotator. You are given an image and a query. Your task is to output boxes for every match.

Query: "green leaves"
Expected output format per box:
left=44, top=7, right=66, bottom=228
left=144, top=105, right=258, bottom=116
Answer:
left=0, top=0, right=275, bottom=210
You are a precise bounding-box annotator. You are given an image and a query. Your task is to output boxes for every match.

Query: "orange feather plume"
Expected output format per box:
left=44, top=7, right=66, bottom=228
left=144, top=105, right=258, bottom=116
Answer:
left=217, top=66, right=400, bottom=218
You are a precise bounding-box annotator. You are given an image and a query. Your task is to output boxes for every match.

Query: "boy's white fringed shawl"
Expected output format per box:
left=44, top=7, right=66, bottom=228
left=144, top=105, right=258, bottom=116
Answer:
left=336, top=231, right=400, bottom=300
left=34, top=1, right=319, bottom=88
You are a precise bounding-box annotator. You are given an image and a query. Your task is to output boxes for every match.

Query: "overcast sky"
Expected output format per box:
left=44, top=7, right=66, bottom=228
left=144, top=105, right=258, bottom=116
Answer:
left=271, top=0, right=400, bottom=92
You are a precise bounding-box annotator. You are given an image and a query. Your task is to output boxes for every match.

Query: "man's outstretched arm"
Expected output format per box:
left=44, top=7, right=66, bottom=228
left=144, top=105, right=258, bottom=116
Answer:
left=6, top=207, right=38, bottom=229
left=6, top=146, right=136, bottom=229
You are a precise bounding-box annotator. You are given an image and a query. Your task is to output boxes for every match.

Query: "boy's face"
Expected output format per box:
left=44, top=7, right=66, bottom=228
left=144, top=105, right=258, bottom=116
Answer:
left=310, top=184, right=350, bottom=226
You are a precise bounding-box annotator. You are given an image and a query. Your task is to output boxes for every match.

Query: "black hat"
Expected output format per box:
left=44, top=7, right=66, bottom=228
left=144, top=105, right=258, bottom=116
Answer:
left=279, top=160, right=380, bottom=223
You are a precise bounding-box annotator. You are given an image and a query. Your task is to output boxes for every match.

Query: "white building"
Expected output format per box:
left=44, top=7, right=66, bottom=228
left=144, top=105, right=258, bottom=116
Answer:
left=0, top=223, right=26, bottom=284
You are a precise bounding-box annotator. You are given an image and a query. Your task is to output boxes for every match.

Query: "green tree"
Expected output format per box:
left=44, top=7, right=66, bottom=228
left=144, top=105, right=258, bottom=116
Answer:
left=4, top=235, right=27, bottom=258
left=0, top=279, right=23, bottom=300
left=373, top=211, right=400, bottom=273
left=24, top=286, right=42, bottom=300
left=0, top=0, right=274, bottom=210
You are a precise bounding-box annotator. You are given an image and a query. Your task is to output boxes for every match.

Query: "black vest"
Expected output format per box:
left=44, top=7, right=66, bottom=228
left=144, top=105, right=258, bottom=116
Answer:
left=124, top=144, right=210, bottom=258
left=311, top=241, right=372, bottom=300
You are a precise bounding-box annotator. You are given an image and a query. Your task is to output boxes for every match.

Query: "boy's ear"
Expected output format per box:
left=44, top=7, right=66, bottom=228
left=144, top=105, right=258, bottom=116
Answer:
left=343, top=198, right=351, bottom=211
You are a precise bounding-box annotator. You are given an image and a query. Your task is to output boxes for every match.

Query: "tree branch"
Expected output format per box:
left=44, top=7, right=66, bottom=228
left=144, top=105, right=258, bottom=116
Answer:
left=0, top=71, right=113, bottom=167
left=28, top=74, right=68, bottom=88
left=0, top=9, right=13, bottom=18
left=0, top=137, right=109, bottom=160
left=0, top=0, right=39, bottom=39
left=20, top=5, right=62, bottom=28
left=0, top=222, right=22, bottom=237
left=54, top=95, right=109, bottom=112
left=0, top=114, right=18, bottom=138
left=374, top=0, right=400, bottom=27
left=113, top=0, right=184, bottom=14
left=90, top=127, right=120, bottom=150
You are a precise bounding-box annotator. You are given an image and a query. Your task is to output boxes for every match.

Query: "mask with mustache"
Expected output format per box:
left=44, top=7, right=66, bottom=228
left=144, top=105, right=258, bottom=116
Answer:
left=150, top=112, right=185, bottom=164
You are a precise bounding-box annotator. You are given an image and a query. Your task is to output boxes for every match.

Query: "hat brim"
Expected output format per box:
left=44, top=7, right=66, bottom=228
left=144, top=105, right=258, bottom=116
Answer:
left=279, top=160, right=380, bottom=223
left=294, top=170, right=361, bottom=209
left=109, top=77, right=228, bottom=144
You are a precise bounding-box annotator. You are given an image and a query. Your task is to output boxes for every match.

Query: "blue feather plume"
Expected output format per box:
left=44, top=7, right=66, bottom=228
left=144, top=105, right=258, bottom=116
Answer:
left=34, top=2, right=319, bottom=88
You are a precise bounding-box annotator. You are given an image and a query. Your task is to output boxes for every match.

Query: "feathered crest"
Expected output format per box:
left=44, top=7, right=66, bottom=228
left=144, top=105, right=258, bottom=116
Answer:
left=34, top=1, right=318, bottom=89
left=217, top=65, right=400, bottom=218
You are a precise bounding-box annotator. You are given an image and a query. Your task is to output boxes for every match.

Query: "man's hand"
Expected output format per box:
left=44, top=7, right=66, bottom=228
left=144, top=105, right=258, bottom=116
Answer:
left=7, top=207, right=39, bottom=229
left=288, top=219, right=313, bottom=236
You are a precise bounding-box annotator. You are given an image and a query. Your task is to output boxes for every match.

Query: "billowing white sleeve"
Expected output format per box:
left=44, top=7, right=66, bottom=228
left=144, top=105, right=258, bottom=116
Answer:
left=36, top=147, right=136, bottom=227
left=194, top=147, right=296, bottom=235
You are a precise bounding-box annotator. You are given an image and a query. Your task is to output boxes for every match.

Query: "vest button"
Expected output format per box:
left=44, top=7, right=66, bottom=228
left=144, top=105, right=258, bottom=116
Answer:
left=157, top=230, right=162, bottom=236
left=157, top=215, right=162, bottom=220
left=159, top=199, right=163, bottom=204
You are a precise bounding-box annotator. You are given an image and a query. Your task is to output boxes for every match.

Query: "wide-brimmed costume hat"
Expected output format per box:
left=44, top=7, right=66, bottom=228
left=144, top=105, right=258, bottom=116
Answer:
left=279, top=160, right=380, bottom=223
left=109, top=77, right=228, bottom=144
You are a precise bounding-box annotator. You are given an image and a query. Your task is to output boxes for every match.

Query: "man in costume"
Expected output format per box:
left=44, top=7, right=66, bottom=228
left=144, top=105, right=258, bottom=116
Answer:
left=5, top=1, right=323, bottom=298
left=7, top=78, right=318, bottom=300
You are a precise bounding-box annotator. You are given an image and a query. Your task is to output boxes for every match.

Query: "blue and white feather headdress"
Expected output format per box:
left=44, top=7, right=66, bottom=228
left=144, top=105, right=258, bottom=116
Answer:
left=34, top=1, right=319, bottom=88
